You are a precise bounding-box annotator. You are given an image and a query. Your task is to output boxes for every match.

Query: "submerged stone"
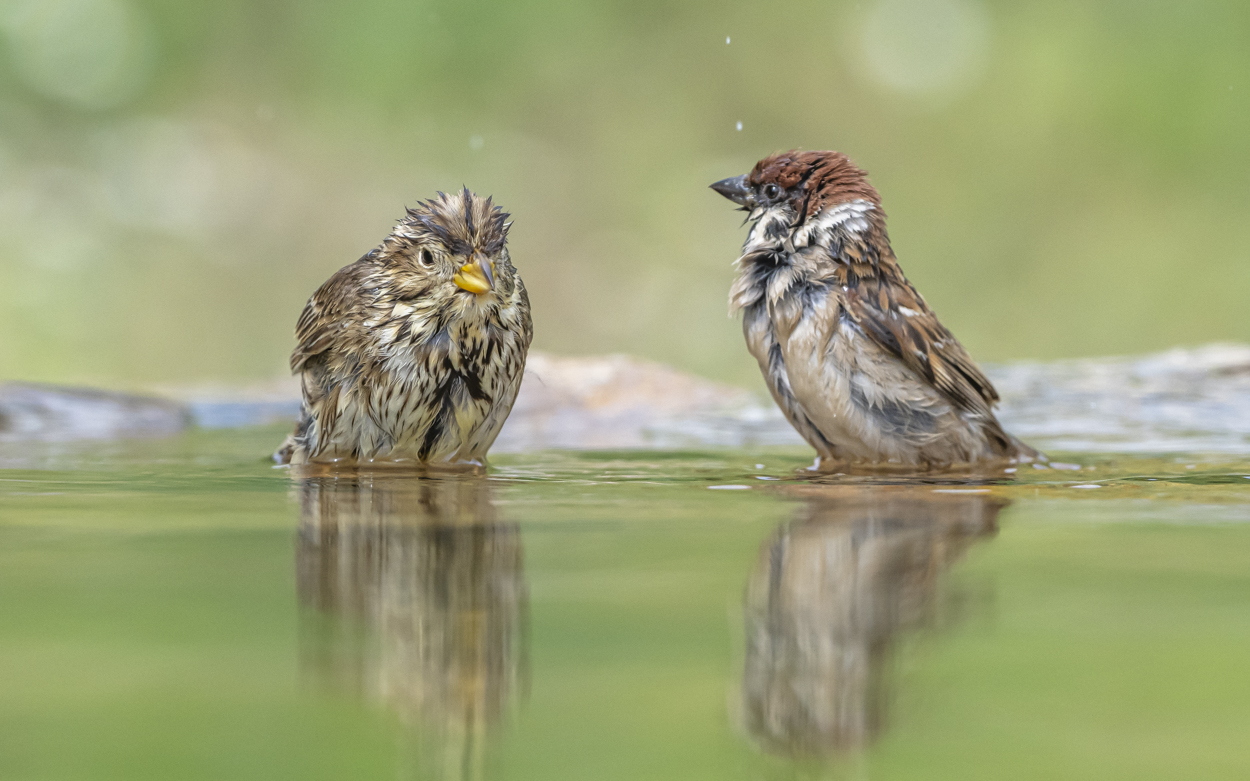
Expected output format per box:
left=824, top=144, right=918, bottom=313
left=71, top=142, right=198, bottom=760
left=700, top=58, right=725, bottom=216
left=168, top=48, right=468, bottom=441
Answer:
left=991, top=343, right=1250, bottom=454
left=5, top=344, right=1250, bottom=453
left=0, top=382, right=190, bottom=442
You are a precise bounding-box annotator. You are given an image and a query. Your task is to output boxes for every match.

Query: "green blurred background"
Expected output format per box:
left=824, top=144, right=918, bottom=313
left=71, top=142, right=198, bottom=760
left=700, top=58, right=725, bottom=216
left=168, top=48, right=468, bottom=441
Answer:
left=1, top=0, right=1247, bottom=390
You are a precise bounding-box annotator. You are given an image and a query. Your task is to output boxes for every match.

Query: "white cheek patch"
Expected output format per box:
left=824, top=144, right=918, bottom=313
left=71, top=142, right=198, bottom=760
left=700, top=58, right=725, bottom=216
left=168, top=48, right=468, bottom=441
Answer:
left=744, top=206, right=793, bottom=252
left=793, top=199, right=874, bottom=247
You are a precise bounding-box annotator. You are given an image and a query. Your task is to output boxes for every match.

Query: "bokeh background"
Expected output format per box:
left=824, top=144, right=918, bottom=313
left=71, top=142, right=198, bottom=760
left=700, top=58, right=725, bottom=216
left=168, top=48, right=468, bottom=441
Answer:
left=1, top=0, right=1247, bottom=391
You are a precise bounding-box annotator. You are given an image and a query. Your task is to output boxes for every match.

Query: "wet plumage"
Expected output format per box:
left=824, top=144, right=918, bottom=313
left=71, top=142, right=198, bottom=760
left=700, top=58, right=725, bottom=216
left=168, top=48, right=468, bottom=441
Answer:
left=711, top=151, right=1037, bottom=468
left=274, top=189, right=532, bottom=467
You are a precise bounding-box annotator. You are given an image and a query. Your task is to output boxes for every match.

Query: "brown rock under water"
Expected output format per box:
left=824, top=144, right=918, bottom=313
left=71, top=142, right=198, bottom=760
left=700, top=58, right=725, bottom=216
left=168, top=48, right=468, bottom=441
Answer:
left=4, top=344, right=1250, bottom=454
left=0, top=382, right=190, bottom=442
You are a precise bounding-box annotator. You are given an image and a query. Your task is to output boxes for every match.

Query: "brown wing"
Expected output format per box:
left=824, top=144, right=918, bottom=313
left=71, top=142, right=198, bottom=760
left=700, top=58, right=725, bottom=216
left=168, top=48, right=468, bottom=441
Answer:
left=830, top=242, right=999, bottom=415
left=289, top=257, right=373, bottom=374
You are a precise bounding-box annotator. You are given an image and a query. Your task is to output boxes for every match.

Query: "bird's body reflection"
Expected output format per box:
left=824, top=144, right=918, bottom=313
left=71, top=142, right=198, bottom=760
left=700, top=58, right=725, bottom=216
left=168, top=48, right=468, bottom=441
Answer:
left=743, top=487, right=1004, bottom=756
left=296, top=476, right=526, bottom=780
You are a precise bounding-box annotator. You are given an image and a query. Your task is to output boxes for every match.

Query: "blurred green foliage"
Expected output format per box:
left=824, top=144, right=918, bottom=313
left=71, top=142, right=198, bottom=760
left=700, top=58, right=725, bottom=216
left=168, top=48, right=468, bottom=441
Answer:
left=1, top=0, right=1248, bottom=389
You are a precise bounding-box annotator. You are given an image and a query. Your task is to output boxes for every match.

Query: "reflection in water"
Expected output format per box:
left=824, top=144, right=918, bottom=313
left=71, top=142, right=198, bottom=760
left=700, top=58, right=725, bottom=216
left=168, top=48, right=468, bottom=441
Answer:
left=743, top=487, right=1004, bottom=756
left=296, top=476, right=526, bottom=779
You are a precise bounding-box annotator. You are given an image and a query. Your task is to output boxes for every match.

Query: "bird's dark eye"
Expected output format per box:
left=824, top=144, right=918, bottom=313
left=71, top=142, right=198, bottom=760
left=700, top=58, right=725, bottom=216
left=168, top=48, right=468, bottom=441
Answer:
left=418, top=249, right=434, bottom=267
left=763, top=184, right=781, bottom=200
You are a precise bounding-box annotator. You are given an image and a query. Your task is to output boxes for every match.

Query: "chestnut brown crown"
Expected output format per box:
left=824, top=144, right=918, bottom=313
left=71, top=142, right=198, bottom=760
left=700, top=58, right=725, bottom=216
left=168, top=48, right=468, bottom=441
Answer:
left=711, top=150, right=881, bottom=225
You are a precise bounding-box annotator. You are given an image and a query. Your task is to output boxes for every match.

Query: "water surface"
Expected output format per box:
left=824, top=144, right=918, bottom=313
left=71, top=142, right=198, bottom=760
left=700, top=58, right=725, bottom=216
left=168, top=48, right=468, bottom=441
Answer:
left=2, top=427, right=1249, bottom=780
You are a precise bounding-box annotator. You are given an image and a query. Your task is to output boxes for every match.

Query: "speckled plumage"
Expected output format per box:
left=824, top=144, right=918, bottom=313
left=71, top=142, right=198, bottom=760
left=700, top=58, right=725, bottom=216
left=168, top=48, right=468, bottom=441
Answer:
left=712, top=151, right=1038, bottom=468
left=274, top=189, right=532, bottom=467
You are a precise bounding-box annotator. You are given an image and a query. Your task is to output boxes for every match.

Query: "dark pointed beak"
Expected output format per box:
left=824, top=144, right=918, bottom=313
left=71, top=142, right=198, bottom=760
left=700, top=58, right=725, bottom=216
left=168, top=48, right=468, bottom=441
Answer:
left=710, top=174, right=752, bottom=206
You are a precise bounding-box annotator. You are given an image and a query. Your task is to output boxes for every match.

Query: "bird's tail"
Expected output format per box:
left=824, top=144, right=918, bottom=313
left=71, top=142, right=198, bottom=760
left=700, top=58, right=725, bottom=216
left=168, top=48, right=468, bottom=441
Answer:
left=1007, top=434, right=1045, bottom=463
left=984, top=416, right=1045, bottom=463
left=272, top=435, right=296, bottom=464
left=272, top=409, right=312, bottom=464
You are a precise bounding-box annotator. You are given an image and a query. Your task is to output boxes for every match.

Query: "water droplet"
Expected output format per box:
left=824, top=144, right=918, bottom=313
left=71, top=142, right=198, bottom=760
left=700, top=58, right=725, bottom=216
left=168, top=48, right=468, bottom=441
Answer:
left=726, top=36, right=731, bottom=44
left=735, top=121, right=743, bottom=131
left=708, top=484, right=750, bottom=490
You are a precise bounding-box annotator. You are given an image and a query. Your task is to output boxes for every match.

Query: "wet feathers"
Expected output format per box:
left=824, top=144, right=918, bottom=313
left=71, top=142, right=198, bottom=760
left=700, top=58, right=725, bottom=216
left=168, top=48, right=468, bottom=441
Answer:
left=715, top=150, right=1037, bottom=467
left=275, top=189, right=532, bottom=467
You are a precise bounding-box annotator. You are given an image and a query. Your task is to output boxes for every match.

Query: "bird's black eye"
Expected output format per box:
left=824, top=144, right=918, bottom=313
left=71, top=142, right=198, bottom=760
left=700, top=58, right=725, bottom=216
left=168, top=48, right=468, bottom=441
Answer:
left=762, top=184, right=781, bottom=200
left=418, top=249, right=434, bottom=267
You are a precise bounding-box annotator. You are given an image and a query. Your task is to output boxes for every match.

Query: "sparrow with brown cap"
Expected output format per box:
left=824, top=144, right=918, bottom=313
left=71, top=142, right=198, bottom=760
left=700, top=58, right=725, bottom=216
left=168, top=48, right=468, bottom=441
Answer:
left=711, top=151, right=1037, bottom=468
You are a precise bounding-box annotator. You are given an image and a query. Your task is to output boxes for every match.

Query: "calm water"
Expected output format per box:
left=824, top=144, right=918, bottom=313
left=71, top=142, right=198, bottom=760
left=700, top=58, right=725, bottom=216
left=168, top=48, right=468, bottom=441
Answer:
left=2, top=427, right=1249, bottom=780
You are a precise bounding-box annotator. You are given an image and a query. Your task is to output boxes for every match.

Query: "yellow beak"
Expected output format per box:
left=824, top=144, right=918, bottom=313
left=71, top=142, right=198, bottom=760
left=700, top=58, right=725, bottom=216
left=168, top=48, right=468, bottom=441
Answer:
left=453, top=254, right=494, bottom=294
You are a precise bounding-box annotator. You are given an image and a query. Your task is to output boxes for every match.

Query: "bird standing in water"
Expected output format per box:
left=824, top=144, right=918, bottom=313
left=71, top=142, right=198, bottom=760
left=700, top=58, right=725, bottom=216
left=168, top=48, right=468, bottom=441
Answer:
left=275, top=189, right=532, bottom=467
left=711, top=151, right=1037, bottom=468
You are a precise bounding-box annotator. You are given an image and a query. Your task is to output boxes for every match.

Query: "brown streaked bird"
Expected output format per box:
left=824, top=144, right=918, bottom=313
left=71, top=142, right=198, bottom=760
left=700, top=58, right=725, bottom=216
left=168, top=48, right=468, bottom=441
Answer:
left=274, top=188, right=532, bottom=467
left=711, top=151, right=1038, bottom=468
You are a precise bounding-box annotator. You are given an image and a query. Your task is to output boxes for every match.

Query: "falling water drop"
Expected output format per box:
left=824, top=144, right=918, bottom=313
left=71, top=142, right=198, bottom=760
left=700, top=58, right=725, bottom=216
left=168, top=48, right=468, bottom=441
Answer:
left=726, top=36, right=731, bottom=44
left=736, top=121, right=743, bottom=131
